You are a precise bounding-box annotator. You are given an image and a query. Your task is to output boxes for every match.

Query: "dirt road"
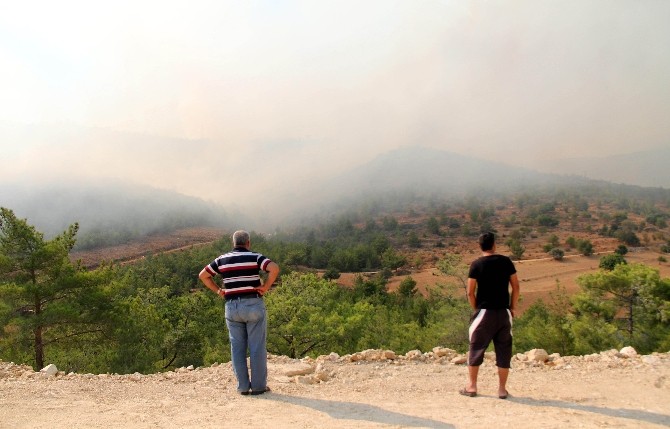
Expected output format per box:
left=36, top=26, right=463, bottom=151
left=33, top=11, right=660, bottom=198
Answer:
left=1, top=349, right=668, bottom=429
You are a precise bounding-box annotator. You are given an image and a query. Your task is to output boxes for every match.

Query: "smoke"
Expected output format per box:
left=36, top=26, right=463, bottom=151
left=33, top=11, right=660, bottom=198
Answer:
left=1, top=0, right=669, bottom=212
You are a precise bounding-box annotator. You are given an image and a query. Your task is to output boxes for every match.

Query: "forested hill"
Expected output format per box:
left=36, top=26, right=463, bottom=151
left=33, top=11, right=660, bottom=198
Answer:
left=2, top=146, right=669, bottom=249
left=0, top=180, right=233, bottom=249
left=0, top=146, right=567, bottom=240
left=265, top=146, right=670, bottom=228
left=329, top=147, right=555, bottom=193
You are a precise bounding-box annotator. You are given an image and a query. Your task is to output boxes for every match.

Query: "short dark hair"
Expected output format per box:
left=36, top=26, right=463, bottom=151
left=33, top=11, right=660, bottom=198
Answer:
left=479, top=232, right=495, bottom=251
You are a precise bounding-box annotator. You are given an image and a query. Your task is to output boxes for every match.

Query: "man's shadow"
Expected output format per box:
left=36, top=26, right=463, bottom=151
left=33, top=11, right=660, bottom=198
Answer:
left=262, top=393, right=454, bottom=429
left=508, top=395, right=670, bottom=426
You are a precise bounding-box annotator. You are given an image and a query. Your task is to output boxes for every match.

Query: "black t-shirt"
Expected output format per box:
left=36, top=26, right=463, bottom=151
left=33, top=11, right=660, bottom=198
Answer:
left=468, top=254, right=516, bottom=309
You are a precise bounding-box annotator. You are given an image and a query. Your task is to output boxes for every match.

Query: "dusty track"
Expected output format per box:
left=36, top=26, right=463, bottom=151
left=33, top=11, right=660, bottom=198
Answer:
left=70, top=227, right=226, bottom=268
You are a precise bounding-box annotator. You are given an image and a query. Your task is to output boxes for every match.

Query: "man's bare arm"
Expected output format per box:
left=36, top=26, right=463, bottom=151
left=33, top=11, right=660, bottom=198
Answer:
left=199, top=268, right=223, bottom=296
left=466, top=278, right=477, bottom=310
left=509, top=273, right=520, bottom=317
left=259, top=262, right=280, bottom=295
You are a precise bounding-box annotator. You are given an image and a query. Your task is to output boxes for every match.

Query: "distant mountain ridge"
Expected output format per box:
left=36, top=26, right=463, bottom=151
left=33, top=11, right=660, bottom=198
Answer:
left=329, top=147, right=564, bottom=193
left=2, top=146, right=667, bottom=235
left=538, top=147, right=670, bottom=189
left=308, top=146, right=670, bottom=205
left=260, top=147, right=598, bottom=226
left=258, top=146, right=670, bottom=228
left=321, top=147, right=586, bottom=196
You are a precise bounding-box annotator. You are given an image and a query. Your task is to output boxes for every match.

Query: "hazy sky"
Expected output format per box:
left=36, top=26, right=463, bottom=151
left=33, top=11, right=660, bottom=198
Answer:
left=1, top=0, right=669, bottom=206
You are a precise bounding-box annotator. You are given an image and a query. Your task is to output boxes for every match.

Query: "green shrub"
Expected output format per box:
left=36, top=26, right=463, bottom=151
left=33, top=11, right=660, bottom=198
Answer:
left=549, top=248, right=565, bottom=260
left=599, top=254, right=627, bottom=271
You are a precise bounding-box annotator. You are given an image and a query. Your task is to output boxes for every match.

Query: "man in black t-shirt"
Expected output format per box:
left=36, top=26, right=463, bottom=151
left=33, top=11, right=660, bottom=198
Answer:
left=459, top=232, right=520, bottom=399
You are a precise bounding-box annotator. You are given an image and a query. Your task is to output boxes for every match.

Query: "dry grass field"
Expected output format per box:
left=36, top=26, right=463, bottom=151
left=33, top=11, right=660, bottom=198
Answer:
left=371, top=248, right=670, bottom=315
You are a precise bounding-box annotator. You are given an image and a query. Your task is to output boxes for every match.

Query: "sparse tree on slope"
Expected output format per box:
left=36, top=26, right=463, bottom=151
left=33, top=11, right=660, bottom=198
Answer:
left=397, top=276, right=417, bottom=298
left=265, top=273, right=371, bottom=358
left=514, top=282, right=575, bottom=355
left=436, top=254, right=469, bottom=297
left=426, top=217, right=441, bottom=236
left=577, top=239, right=594, bottom=256
left=0, top=208, right=113, bottom=369
left=574, top=263, right=670, bottom=352
left=549, top=248, right=565, bottom=260
left=506, top=238, right=525, bottom=260
left=599, top=253, right=627, bottom=271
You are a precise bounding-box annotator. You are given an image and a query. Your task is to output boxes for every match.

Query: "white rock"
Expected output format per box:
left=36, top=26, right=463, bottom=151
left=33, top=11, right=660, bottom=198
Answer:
left=40, top=364, right=58, bottom=376
left=450, top=355, right=467, bottom=365
left=405, top=350, right=423, bottom=360
left=284, top=363, right=315, bottom=377
left=601, top=349, right=618, bottom=356
left=362, top=349, right=382, bottom=361
left=515, top=353, right=528, bottom=362
left=619, top=346, right=638, bottom=358
left=527, top=349, right=549, bottom=363
left=551, top=357, right=566, bottom=366
left=382, top=350, right=397, bottom=360
left=432, top=347, right=455, bottom=358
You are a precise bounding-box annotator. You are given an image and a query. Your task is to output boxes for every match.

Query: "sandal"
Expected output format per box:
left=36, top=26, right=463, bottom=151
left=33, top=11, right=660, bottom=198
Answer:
left=459, top=387, right=477, bottom=397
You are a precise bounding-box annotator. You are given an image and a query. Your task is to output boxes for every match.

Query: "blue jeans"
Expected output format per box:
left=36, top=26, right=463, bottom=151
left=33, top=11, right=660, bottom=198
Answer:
left=224, top=297, right=267, bottom=393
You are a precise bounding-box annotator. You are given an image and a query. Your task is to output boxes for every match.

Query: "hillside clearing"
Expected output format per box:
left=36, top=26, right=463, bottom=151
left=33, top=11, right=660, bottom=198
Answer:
left=342, top=249, right=670, bottom=315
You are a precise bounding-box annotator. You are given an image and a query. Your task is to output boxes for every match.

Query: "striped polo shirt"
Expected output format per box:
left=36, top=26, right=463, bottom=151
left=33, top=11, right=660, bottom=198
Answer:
left=205, top=247, right=272, bottom=298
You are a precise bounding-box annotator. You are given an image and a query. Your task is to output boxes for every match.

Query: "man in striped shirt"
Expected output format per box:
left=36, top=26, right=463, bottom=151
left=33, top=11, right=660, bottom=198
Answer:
left=199, top=230, right=280, bottom=395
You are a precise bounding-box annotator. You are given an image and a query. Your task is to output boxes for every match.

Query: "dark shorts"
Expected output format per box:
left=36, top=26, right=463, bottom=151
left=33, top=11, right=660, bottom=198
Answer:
left=467, top=308, right=513, bottom=368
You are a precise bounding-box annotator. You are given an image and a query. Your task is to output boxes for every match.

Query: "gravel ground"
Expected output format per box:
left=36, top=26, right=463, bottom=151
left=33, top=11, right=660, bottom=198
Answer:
left=1, top=348, right=669, bottom=429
